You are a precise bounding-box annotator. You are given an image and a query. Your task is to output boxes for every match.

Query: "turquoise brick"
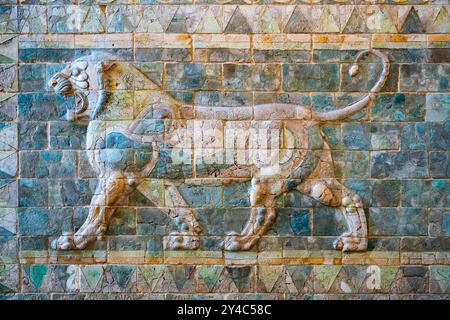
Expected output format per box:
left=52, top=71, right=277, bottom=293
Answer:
left=312, top=207, right=348, bottom=236
left=429, top=152, right=450, bottom=178
left=401, top=64, right=450, bottom=91
left=288, top=209, right=310, bottom=236
left=18, top=179, right=47, bottom=207
left=371, top=123, right=400, bottom=150
left=18, top=207, right=71, bottom=236
left=195, top=208, right=225, bottom=236
left=19, top=48, right=74, bottom=64
left=20, top=151, right=76, bottom=179
left=49, top=121, right=87, bottom=150
left=165, top=63, right=221, bottom=90
left=430, top=123, right=450, bottom=150
left=401, top=123, right=428, bottom=150
left=371, top=93, right=426, bottom=121
left=341, top=63, right=398, bottom=92
left=402, top=180, right=450, bottom=207
left=371, top=151, right=428, bottom=179
left=342, top=123, right=371, bottom=150
left=368, top=208, right=427, bottom=236
left=18, top=122, right=47, bottom=150
left=224, top=64, right=280, bottom=91
left=178, top=184, right=222, bottom=208
left=18, top=93, right=73, bottom=121
left=426, top=94, right=450, bottom=122
left=19, top=64, right=46, bottom=92
left=282, top=64, right=339, bottom=92
left=224, top=182, right=250, bottom=208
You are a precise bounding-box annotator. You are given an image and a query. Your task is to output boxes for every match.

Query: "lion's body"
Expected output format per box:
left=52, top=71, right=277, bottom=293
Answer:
left=49, top=50, right=390, bottom=252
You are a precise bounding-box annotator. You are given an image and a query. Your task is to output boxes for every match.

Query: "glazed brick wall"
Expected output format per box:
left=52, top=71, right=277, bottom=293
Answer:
left=0, top=1, right=449, bottom=299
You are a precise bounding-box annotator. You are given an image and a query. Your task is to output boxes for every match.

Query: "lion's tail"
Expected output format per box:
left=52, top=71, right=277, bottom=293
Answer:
left=312, top=49, right=390, bottom=122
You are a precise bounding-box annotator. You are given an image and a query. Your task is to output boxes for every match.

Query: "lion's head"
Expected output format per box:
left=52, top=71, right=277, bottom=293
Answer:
left=48, top=60, right=91, bottom=121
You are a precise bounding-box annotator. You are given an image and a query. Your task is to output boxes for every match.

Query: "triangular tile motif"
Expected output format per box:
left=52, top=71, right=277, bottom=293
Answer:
left=258, top=266, right=283, bottom=292
left=151, top=5, right=178, bottom=32
left=428, top=7, right=450, bottom=33
left=224, top=6, right=252, bottom=34
left=111, top=266, right=135, bottom=291
left=0, top=150, right=17, bottom=179
left=23, top=265, right=48, bottom=291
left=400, top=7, right=425, bottom=33
left=0, top=264, right=17, bottom=293
left=197, top=265, right=224, bottom=292
left=81, top=265, right=104, bottom=292
left=430, top=266, right=450, bottom=293
left=136, top=266, right=164, bottom=292
left=379, top=266, right=400, bottom=293
left=313, top=265, right=342, bottom=293
left=196, top=6, right=222, bottom=33
left=225, top=266, right=253, bottom=293
left=136, top=7, right=164, bottom=33
left=258, top=266, right=303, bottom=294
left=365, top=7, right=398, bottom=33
left=136, top=179, right=165, bottom=205
left=284, top=6, right=311, bottom=33
left=0, top=208, right=15, bottom=236
left=38, top=266, right=67, bottom=292
left=0, top=93, right=16, bottom=120
left=101, top=265, right=136, bottom=292
left=128, top=188, right=156, bottom=207
left=328, top=266, right=368, bottom=294
left=166, top=6, right=207, bottom=33
left=344, top=266, right=369, bottom=292
left=390, top=267, right=429, bottom=294
left=107, top=5, right=143, bottom=32
left=314, top=7, right=340, bottom=33
left=254, top=6, right=289, bottom=34
left=152, top=266, right=178, bottom=293
left=343, top=7, right=368, bottom=33
left=0, top=179, right=17, bottom=207
left=285, top=266, right=314, bottom=293
left=0, top=36, right=16, bottom=64
left=211, top=268, right=239, bottom=293
left=0, top=283, right=11, bottom=292
left=0, top=122, right=17, bottom=150
left=168, top=265, right=197, bottom=292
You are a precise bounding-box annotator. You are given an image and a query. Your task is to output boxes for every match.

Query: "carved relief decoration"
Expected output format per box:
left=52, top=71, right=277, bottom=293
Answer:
left=48, top=49, right=390, bottom=252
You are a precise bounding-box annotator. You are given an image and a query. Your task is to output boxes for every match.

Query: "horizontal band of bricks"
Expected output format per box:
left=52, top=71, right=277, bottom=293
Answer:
left=1, top=5, right=450, bottom=34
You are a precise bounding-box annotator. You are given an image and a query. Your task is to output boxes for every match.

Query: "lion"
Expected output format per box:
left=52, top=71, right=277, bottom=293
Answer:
left=48, top=49, right=389, bottom=252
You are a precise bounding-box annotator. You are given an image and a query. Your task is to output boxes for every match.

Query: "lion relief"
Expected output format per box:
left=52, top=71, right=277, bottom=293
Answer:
left=48, top=50, right=389, bottom=252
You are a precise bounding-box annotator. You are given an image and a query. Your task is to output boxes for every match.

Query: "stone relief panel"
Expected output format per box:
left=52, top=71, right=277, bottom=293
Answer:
left=48, top=50, right=389, bottom=254
left=0, top=2, right=449, bottom=299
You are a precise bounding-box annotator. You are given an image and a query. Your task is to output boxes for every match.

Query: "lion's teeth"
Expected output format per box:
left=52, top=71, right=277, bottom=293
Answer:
left=75, top=80, right=89, bottom=89
left=76, top=73, right=88, bottom=81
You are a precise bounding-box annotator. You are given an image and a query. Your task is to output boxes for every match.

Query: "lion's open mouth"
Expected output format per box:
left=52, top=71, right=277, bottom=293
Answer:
left=49, top=73, right=73, bottom=97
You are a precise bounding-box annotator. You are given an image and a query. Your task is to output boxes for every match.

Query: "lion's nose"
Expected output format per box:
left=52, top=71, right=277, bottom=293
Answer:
left=49, top=79, right=57, bottom=87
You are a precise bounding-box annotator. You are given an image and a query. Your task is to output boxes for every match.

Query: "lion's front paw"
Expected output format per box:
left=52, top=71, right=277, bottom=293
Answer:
left=164, top=232, right=200, bottom=250
left=333, top=235, right=367, bottom=252
left=223, top=233, right=256, bottom=251
left=51, top=232, right=77, bottom=250
left=51, top=232, right=91, bottom=250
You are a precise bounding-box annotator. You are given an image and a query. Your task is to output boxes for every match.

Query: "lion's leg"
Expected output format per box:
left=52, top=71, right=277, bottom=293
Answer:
left=299, top=179, right=367, bottom=252
left=224, top=177, right=284, bottom=251
left=52, top=171, right=131, bottom=250
left=164, top=182, right=201, bottom=250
